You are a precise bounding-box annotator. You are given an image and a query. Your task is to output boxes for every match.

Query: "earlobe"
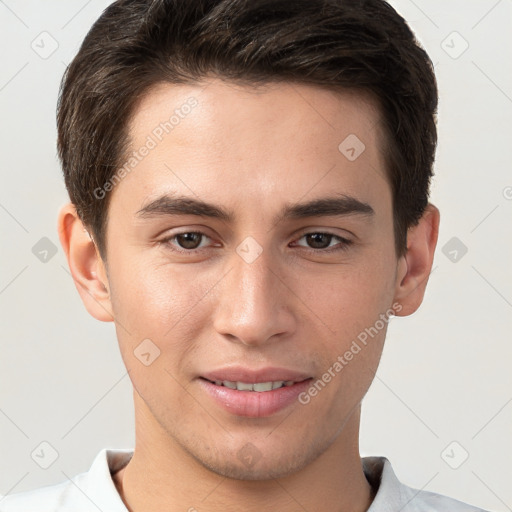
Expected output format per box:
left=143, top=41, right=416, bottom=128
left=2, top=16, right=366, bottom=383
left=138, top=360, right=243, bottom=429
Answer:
left=393, top=203, right=440, bottom=316
left=57, top=203, right=114, bottom=322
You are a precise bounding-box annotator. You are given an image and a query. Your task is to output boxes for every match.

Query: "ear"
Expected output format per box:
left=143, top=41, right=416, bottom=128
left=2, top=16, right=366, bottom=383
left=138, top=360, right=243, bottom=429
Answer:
left=393, top=203, right=440, bottom=316
left=57, top=203, right=114, bottom=322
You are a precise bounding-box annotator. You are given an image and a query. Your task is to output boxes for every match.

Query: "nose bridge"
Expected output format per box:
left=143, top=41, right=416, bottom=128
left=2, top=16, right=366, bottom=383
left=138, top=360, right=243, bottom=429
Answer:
left=212, top=240, right=294, bottom=345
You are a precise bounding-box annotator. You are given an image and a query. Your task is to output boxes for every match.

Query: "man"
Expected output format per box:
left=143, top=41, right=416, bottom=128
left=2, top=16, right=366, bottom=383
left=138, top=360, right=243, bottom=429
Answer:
left=0, top=0, right=490, bottom=510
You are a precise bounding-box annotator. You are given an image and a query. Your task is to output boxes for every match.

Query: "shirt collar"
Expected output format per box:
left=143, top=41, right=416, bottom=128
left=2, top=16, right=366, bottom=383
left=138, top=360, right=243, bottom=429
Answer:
left=88, top=449, right=410, bottom=511
left=81, top=448, right=133, bottom=511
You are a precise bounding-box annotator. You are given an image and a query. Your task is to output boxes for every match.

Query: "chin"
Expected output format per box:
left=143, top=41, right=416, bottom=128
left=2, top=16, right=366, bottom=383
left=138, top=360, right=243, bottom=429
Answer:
left=200, top=454, right=308, bottom=481
left=185, top=434, right=329, bottom=482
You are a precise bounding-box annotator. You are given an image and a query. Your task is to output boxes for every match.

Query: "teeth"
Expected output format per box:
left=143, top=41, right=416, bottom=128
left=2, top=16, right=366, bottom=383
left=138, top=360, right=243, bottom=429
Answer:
left=213, top=380, right=291, bottom=391
left=253, top=382, right=274, bottom=392
left=236, top=382, right=254, bottom=391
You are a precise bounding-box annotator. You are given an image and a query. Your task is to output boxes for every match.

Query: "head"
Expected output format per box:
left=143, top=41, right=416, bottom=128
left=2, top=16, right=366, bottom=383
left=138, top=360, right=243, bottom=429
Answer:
left=58, top=0, right=439, bottom=480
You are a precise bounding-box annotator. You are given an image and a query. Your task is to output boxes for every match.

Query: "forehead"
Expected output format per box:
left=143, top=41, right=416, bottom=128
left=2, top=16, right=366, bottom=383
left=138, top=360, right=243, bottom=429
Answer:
left=128, top=78, right=383, bottom=149
left=114, top=77, right=389, bottom=221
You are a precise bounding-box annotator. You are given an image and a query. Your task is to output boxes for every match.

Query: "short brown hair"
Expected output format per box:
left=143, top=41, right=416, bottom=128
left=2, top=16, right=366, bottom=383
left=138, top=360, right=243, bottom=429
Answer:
left=57, top=0, right=438, bottom=259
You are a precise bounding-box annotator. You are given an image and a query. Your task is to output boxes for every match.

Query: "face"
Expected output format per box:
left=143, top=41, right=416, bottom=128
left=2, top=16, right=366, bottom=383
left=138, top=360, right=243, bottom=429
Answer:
left=98, top=78, right=403, bottom=479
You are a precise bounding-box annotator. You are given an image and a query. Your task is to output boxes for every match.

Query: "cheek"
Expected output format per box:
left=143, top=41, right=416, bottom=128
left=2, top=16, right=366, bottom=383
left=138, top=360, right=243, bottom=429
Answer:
left=314, top=255, right=397, bottom=334
left=301, top=271, right=392, bottom=418
left=107, top=257, right=223, bottom=379
left=108, top=254, right=207, bottom=332
left=107, top=261, right=211, bottom=415
left=304, top=247, right=396, bottom=394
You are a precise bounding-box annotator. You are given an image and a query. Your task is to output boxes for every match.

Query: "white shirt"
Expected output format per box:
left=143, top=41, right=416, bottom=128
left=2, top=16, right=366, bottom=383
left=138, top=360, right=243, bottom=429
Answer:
left=0, top=449, right=489, bottom=511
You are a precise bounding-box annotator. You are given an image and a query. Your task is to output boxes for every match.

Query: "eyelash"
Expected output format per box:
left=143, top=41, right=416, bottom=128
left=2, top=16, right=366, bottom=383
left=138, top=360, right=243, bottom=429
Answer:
left=159, top=230, right=353, bottom=255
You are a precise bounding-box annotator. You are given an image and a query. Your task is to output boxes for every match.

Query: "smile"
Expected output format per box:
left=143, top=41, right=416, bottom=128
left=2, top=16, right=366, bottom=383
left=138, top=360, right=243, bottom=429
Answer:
left=199, top=377, right=313, bottom=417
left=203, top=378, right=300, bottom=392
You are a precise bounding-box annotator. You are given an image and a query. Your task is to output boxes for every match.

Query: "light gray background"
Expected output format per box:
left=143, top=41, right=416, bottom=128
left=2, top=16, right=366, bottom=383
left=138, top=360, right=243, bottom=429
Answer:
left=0, top=0, right=511, bottom=510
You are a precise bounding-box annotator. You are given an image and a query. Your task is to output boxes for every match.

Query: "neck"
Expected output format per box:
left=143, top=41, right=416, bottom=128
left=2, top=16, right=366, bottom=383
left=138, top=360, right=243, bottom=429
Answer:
left=114, top=393, right=374, bottom=512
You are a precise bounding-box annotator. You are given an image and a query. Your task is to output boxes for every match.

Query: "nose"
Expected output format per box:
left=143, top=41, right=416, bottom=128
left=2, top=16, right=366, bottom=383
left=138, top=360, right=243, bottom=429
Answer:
left=212, top=242, right=296, bottom=347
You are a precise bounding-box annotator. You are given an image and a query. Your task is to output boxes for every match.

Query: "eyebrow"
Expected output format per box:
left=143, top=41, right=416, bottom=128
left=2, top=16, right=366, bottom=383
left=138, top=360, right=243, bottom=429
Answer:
left=135, top=193, right=375, bottom=224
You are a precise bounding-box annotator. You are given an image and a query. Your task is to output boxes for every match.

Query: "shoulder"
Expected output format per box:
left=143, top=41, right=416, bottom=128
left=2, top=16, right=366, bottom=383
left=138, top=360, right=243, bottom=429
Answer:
left=400, top=487, right=490, bottom=512
left=363, top=456, right=491, bottom=512
left=0, top=478, right=88, bottom=512
left=0, top=448, right=133, bottom=512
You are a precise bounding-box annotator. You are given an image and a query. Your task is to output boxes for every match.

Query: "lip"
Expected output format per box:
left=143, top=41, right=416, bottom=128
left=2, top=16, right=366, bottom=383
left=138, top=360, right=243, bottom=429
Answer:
left=198, top=367, right=313, bottom=418
left=200, top=366, right=312, bottom=384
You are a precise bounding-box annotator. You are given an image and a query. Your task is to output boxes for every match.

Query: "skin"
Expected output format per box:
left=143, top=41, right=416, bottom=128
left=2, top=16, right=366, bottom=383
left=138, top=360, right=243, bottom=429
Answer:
left=58, top=78, right=439, bottom=512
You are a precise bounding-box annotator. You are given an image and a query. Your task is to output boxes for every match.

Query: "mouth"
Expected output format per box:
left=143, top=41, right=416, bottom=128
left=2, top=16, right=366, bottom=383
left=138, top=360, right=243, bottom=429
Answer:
left=200, top=377, right=309, bottom=392
left=197, top=371, right=314, bottom=417
left=201, top=377, right=307, bottom=393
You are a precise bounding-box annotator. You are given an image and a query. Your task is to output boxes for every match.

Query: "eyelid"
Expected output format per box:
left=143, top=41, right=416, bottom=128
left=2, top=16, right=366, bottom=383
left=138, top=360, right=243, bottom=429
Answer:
left=294, top=225, right=355, bottom=239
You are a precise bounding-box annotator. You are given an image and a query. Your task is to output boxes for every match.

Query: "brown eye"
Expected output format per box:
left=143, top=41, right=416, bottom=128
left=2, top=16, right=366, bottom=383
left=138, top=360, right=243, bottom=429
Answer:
left=175, top=232, right=203, bottom=249
left=160, top=231, right=212, bottom=253
left=293, top=232, right=353, bottom=253
left=305, top=233, right=334, bottom=249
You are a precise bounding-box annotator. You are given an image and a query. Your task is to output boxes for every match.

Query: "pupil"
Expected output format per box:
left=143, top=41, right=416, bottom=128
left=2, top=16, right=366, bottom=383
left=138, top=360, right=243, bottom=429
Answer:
left=307, top=233, right=331, bottom=249
left=177, top=233, right=201, bottom=249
